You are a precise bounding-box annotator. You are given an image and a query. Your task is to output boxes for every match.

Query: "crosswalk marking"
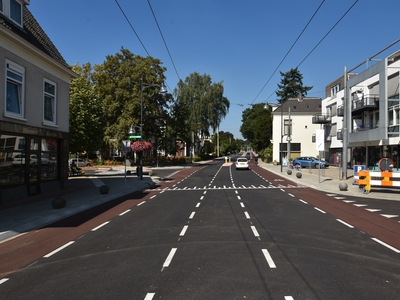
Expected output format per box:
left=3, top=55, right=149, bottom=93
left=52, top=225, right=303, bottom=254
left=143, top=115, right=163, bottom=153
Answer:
left=146, top=184, right=306, bottom=192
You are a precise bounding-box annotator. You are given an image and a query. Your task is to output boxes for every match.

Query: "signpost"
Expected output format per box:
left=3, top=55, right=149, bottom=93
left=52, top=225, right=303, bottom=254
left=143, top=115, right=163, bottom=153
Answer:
left=315, top=129, right=325, bottom=183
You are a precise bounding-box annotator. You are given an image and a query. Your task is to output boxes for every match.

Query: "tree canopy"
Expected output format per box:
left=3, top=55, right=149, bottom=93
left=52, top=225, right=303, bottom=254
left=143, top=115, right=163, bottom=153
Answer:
left=276, top=67, right=312, bottom=103
left=240, top=103, right=272, bottom=152
left=69, top=63, right=104, bottom=155
left=91, top=48, right=171, bottom=152
left=171, top=72, right=230, bottom=154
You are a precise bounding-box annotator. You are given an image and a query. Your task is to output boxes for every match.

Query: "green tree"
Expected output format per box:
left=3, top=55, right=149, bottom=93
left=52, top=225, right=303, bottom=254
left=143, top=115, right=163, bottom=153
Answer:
left=69, top=63, right=104, bottom=156
left=276, top=67, right=312, bottom=103
left=172, top=72, right=230, bottom=155
left=92, top=48, right=170, bottom=157
left=240, top=103, right=272, bottom=152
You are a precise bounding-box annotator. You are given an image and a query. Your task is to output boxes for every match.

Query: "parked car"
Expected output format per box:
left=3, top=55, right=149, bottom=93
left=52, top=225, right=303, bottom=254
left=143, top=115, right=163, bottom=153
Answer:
left=292, top=156, right=327, bottom=169
left=12, top=154, right=50, bottom=166
left=68, top=158, right=91, bottom=167
left=235, top=157, right=250, bottom=170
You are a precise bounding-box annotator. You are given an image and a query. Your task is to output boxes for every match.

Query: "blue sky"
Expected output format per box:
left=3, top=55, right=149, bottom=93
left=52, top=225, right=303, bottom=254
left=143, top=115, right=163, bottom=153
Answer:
left=30, top=0, right=400, bottom=140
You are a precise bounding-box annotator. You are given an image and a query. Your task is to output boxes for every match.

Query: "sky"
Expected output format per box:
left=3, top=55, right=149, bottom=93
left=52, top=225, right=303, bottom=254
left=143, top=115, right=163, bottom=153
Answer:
left=29, top=0, right=400, bottom=140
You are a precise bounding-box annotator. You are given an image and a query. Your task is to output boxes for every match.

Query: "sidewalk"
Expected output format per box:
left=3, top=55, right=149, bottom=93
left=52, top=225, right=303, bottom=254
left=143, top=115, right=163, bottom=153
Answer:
left=1, top=160, right=399, bottom=244
left=259, top=160, right=400, bottom=201
left=0, top=165, right=163, bottom=243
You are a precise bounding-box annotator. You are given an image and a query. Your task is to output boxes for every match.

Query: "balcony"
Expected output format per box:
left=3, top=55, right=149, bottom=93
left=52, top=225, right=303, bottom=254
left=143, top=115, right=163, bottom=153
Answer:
left=351, top=94, right=379, bottom=114
left=337, top=105, right=344, bottom=116
left=312, top=114, right=332, bottom=124
left=388, top=125, right=400, bottom=136
left=337, top=130, right=343, bottom=140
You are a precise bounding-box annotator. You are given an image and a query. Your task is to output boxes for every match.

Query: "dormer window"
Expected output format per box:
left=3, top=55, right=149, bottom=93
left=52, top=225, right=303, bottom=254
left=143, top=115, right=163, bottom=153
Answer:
left=1, top=0, right=24, bottom=27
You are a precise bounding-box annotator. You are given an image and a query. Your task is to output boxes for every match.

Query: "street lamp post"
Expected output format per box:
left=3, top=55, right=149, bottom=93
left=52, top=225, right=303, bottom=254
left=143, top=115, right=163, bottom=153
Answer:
left=280, top=102, right=284, bottom=172
left=139, top=77, right=167, bottom=180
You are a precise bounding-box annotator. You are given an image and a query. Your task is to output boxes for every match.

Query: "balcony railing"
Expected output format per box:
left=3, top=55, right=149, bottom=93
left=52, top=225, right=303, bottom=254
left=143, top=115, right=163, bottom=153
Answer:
left=352, top=94, right=379, bottom=112
left=388, top=125, right=400, bottom=135
left=312, top=114, right=332, bottom=124
left=337, top=105, right=344, bottom=116
left=337, top=130, right=343, bottom=140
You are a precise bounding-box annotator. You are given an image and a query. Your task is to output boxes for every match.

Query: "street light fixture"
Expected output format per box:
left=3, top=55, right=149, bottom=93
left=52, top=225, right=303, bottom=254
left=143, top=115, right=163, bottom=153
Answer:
left=138, top=78, right=167, bottom=180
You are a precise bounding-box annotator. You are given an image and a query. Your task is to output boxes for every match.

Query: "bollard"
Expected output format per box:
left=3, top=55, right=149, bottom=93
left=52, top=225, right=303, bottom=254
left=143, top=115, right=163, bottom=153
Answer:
left=52, top=197, right=66, bottom=209
left=339, top=182, right=348, bottom=191
left=100, top=185, right=109, bottom=194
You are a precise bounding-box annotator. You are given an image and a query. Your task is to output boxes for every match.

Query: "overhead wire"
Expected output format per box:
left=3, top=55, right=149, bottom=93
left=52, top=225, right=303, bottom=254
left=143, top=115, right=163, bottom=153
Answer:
left=261, top=0, right=359, bottom=104
left=114, top=0, right=151, bottom=57
left=251, top=0, right=326, bottom=105
left=147, top=0, right=181, bottom=82
left=296, top=0, right=359, bottom=68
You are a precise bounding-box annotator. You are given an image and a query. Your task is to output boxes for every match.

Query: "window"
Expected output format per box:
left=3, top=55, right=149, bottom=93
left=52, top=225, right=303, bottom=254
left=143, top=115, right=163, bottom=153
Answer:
left=0, top=0, right=23, bottom=26
left=331, top=84, right=340, bottom=97
left=10, top=0, right=21, bottom=25
left=5, top=60, right=25, bottom=118
left=43, top=79, right=56, bottom=124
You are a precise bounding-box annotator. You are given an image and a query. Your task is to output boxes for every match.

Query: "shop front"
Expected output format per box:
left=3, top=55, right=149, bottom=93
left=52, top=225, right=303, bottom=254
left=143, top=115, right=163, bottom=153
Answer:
left=0, top=122, right=69, bottom=208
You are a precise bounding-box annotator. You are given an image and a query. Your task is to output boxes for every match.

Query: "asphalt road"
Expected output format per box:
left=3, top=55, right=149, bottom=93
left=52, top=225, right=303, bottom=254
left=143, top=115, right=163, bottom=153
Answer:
left=1, top=158, right=399, bottom=299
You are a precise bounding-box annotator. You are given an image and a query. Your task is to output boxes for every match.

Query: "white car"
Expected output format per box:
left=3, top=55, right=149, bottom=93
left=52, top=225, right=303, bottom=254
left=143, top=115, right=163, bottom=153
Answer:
left=235, top=158, right=249, bottom=170
left=68, top=158, right=91, bottom=167
left=12, top=154, right=50, bottom=166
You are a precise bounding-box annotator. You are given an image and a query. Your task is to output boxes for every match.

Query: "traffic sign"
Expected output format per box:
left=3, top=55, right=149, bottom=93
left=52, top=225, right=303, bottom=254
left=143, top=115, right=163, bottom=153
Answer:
left=315, top=129, right=325, bottom=151
left=129, top=135, right=141, bottom=139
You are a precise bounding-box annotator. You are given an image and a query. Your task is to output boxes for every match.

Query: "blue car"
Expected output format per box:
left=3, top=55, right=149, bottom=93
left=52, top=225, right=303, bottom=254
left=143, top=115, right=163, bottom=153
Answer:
left=292, top=156, right=327, bottom=169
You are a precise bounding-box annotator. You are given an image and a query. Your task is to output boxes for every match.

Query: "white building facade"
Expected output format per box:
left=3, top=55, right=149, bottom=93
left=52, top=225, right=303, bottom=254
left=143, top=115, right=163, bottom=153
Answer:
left=320, top=49, right=400, bottom=170
left=272, top=98, right=323, bottom=165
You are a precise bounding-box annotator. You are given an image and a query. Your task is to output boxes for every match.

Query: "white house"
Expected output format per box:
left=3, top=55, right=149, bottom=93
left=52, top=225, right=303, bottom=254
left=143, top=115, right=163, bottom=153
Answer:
left=272, top=97, right=323, bottom=165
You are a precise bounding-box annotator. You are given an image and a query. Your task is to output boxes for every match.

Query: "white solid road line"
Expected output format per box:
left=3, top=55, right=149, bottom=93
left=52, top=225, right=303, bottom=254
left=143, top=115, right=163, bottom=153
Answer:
left=262, top=249, right=276, bottom=268
left=44, top=241, right=75, bottom=258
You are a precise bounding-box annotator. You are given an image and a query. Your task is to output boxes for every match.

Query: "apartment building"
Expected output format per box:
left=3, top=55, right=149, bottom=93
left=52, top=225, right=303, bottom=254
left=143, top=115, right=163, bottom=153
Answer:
left=0, top=1, right=76, bottom=206
left=318, top=49, right=400, bottom=169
